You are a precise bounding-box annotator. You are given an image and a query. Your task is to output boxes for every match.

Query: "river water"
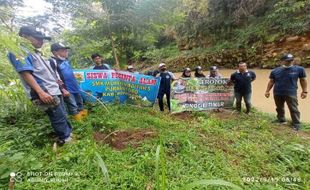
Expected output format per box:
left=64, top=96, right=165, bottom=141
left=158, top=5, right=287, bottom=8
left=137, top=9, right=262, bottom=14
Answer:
left=175, top=68, right=310, bottom=122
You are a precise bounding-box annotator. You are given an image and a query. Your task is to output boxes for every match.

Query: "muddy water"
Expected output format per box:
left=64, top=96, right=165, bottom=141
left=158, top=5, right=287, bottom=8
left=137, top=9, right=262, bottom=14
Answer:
left=175, top=68, right=310, bottom=122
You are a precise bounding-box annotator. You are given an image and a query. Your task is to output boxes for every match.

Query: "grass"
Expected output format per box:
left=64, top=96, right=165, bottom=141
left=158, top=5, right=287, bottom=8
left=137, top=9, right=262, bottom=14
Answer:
left=0, top=103, right=309, bottom=190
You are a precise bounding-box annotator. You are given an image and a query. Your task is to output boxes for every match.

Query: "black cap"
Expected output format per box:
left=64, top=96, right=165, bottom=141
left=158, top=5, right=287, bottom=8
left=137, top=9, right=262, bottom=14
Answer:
left=195, top=66, right=202, bottom=70
left=19, top=26, right=51, bottom=40
left=210, top=66, right=218, bottom=71
left=51, top=43, right=70, bottom=52
left=280, top=54, right=294, bottom=61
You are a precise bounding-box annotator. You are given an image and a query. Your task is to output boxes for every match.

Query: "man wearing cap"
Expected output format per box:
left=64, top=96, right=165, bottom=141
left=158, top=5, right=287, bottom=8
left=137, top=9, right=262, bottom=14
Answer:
left=127, top=65, right=139, bottom=74
left=207, top=66, right=222, bottom=78
left=156, top=63, right=176, bottom=111
left=50, top=42, right=87, bottom=121
left=265, top=54, right=308, bottom=131
left=230, top=62, right=256, bottom=114
left=7, top=26, right=72, bottom=144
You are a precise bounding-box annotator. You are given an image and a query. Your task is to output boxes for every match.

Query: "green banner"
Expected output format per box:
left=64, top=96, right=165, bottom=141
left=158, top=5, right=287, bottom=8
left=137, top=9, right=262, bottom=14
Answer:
left=171, top=78, right=234, bottom=113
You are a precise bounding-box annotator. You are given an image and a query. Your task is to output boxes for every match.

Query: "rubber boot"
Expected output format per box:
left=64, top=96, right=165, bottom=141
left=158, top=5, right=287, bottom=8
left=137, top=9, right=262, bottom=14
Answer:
left=73, top=112, right=83, bottom=121
left=79, top=109, right=88, bottom=117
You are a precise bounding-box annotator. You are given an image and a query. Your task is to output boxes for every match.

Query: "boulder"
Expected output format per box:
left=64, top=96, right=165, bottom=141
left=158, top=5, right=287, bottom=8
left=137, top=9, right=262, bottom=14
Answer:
left=302, top=43, right=310, bottom=51
left=286, top=36, right=299, bottom=42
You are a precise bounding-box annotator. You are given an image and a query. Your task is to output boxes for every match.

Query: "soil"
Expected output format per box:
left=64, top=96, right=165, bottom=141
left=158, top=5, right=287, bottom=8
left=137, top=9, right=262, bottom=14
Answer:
left=172, top=111, right=196, bottom=120
left=208, top=109, right=239, bottom=120
left=93, top=128, right=157, bottom=150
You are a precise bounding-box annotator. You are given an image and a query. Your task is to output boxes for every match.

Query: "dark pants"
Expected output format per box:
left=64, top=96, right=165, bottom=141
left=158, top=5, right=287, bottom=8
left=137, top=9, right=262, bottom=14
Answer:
left=235, top=92, right=252, bottom=113
left=274, top=95, right=300, bottom=127
left=158, top=92, right=171, bottom=111
left=64, top=93, right=84, bottom=115
left=45, top=96, right=72, bottom=140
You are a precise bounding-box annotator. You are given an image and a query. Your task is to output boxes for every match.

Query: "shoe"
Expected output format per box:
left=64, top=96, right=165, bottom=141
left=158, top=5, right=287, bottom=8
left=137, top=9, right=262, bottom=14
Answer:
left=292, top=125, right=300, bottom=131
left=79, top=109, right=88, bottom=117
left=73, top=112, right=83, bottom=121
left=64, top=136, right=72, bottom=143
left=279, top=121, right=287, bottom=125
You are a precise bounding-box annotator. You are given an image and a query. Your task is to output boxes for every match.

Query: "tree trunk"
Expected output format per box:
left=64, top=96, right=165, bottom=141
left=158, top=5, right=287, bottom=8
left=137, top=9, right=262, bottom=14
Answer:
left=110, top=34, right=120, bottom=69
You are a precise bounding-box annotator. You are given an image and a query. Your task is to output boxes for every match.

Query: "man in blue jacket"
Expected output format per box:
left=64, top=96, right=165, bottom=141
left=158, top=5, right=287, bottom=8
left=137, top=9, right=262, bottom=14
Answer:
left=50, top=43, right=87, bottom=121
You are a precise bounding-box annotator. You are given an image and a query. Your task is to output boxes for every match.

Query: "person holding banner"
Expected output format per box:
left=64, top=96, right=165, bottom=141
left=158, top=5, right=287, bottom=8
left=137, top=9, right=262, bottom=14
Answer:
left=91, top=53, right=111, bottom=70
left=230, top=62, right=256, bottom=114
left=50, top=43, right=87, bottom=121
left=127, top=65, right=140, bottom=74
left=207, top=66, right=222, bottom=79
left=157, top=63, right=176, bottom=111
left=8, top=26, right=72, bottom=145
left=181, top=68, right=192, bottom=78
left=194, top=66, right=206, bottom=78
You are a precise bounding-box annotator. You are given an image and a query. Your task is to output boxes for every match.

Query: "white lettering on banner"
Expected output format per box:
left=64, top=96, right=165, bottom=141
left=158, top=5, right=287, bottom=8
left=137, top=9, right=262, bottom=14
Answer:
left=183, top=102, right=225, bottom=109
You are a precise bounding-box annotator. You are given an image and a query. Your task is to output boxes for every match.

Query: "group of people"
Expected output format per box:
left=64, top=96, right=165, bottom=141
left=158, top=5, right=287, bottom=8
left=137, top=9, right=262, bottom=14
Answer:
left=8, top=26, right=89, bottom=144
left=8, top=25, right=308, bottom=145
left=138, top=56, right=307, bottom=132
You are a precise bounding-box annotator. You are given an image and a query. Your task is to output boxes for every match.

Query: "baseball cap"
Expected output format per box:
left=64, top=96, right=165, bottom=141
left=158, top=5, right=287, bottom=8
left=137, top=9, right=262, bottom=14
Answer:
left=196, top=66, right=202, bottom=70
left=51, top=43, right=70, bottom=52
left=210, top=66, right=218, bottom=71
left=158, top=63, right=166, bottom=68
left=19, top=26, right=51, bottom=40
left=280, top=54, right=294, bottom=61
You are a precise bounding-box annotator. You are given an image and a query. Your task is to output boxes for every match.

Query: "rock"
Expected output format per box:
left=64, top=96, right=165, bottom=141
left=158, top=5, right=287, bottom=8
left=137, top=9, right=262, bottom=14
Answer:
left=286, top=36, right=299, bottom=42
left=302, top=43, right=310, bottom=51
left=272, top=52, right=277, bottom=57
left=300, top=37, right=307, bottom=42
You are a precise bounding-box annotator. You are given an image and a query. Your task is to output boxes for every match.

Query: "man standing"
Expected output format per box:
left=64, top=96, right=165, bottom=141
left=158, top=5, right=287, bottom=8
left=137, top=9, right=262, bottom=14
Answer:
left=7, top=26, right=72, bottom=144
left=50, top=42, right=87, bottom=121
left=91, top=53, right=111, bottom=70
left=265, top=54, right=307, bottom=131
left=156, top=63, right=176, bottom=112
left=230, top=62, right=256, bottom=114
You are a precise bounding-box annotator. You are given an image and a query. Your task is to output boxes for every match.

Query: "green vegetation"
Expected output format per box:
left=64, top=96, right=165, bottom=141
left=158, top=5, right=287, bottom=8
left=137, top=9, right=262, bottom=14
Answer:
left=0, top=1, right=310, bottom=189
left=1, top=103, right=309, bottom=189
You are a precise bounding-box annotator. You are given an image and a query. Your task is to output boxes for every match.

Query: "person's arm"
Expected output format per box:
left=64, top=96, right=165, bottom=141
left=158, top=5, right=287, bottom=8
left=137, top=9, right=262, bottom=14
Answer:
left=265, top=79, right=274, bottom=98
left=300, top=78, right=307, bottom=99
left=227, top=73, right=235, bottom=86
left=20, top=71, right=54, bottom=104
left=169, top=72, right=177, bottom=81
left=251, top=72, right=256, bottom=82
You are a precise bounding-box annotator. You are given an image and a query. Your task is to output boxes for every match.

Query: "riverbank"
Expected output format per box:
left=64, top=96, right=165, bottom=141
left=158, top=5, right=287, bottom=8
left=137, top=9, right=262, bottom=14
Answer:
left=0, top=104, right=309, bottom=189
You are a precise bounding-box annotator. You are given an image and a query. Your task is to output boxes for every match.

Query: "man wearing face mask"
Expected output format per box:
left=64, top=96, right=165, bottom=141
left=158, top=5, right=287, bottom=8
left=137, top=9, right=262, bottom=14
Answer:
left=50, top=43, right=88, bottom=121
left=265, top=54, right=308, bottom=131
left=156, top=63, right=176, bottom=111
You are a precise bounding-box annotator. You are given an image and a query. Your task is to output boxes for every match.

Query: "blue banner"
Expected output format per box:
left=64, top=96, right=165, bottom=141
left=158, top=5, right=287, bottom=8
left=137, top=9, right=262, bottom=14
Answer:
left=73, top=70, right=160, bottom=107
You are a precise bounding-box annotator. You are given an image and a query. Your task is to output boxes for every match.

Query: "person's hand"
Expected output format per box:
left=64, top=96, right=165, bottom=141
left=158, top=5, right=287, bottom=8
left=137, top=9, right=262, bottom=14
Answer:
left=62, top=89, right=70, bottom=97
left=38, top=91, right=54, bottom=104
left=265, top=91, right=270, bottom=98
left=301, top=92, right=307, bottom=99
left=227, top=80, right=233, bottom=86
